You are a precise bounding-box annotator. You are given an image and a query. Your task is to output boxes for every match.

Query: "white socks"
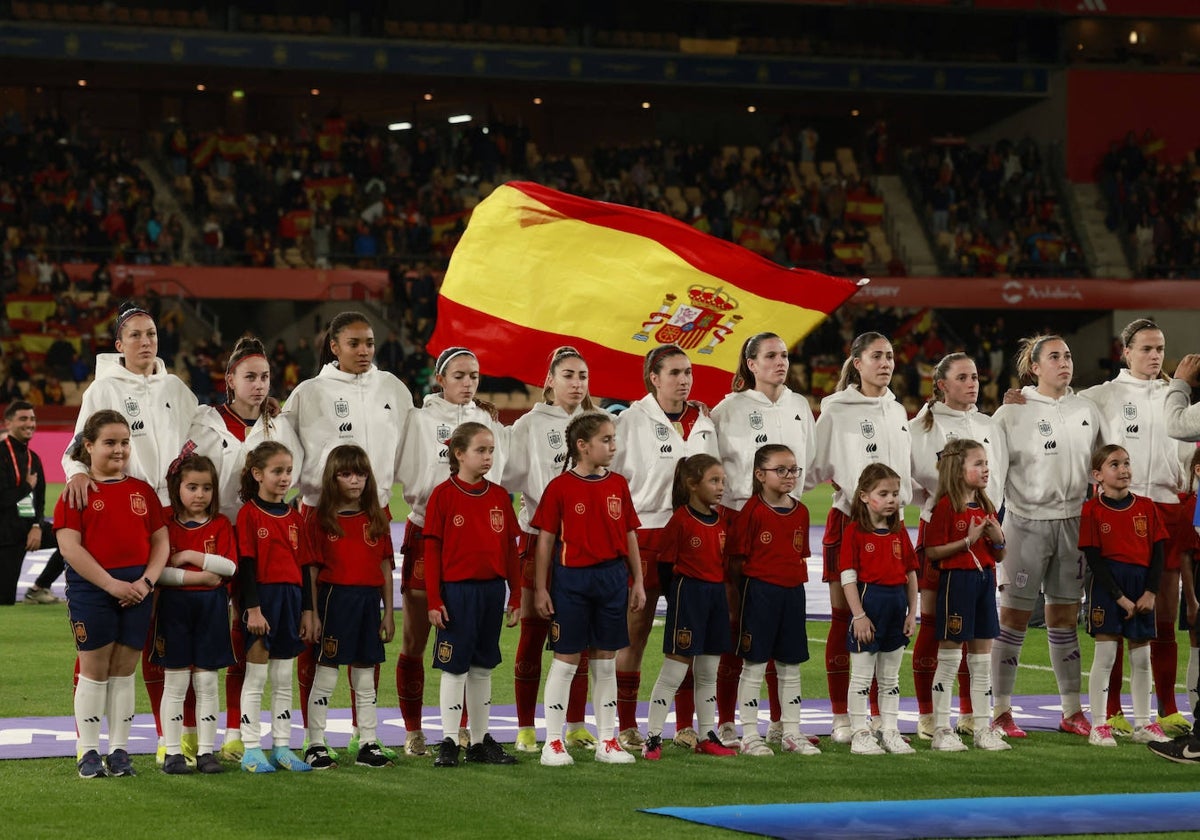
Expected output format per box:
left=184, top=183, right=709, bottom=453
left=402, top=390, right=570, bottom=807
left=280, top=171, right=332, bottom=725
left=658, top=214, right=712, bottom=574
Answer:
left=776, top=663, right=803, bottom=736
left=876, top=648, right=904, bottom=732
left=932, top=648, right=961, bottom=731
left=737, top=660, right=768, bottom=737
left=307, top=665, right=340, bottom=745
left=439, top=670, right=468, bottom=745
left=1130, top=643, right=1151, bottom=729
left=352, top=665, right=379, bottom=745
left=240, top=661, right=268, bottom=749
left=106, top=674, right=135, bottom=752
left=1089, top=640, right=1118, bottom=725
left=591, top=658, right=617, bottom=742
left=192, top=669, right=219, bottom=755
left=162, top=669, right=190, bottom=753
left=991, top=624, right=1026, bottom=714
left=693, top=655, right=719, bottom=735
left=542, top=658, right=576, bottom=745
left=466, top=666, right=492, bottom=745
left=646, top=658, right=689, bottom=737
left=967, top=652, right=993, bottom=730
left=75, top=675, right=107, bottom=756
left=268, top=658, right=295, bottom=749
left=1048, top=626, right=1083, bottom=717
left=848, top=651, right=874, bottom=732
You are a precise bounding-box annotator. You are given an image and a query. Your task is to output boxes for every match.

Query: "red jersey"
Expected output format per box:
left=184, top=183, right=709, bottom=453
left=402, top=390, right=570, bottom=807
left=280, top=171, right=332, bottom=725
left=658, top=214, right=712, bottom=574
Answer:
left=659, top=505, right=730, bottom=583
left=667, top=405, right=702, bottom=440
left=925, top=497, right=1001, bottom=571
left=839, top=521, right=918, bottom=586
left=165, top=509, right=237, bottom=591
left=423, top=476, right=521, bottom=611
left=218, top=403, right=251, bottom=442
left=531, top=470, right=641, bottom=568
left=55, top=476, right=164, bottom=570
left=1079, top=493, right=1169, bottom=568
left=1172, top=492, right=1200, bottom=559
left=236, top=499, right=314, bottom=585
left=728, top=495, right=810, bottom=587
left=307, top=510, right=394, bottom=588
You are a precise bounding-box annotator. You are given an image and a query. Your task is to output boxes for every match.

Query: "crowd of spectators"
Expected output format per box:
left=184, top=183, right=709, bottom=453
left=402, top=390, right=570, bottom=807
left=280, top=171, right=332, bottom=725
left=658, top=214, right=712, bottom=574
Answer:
left=162, top=113, right=895, bottom=278
left=1097, top=129, right=1200, bottom=279
left=905, top=137, right=1085, bottom=279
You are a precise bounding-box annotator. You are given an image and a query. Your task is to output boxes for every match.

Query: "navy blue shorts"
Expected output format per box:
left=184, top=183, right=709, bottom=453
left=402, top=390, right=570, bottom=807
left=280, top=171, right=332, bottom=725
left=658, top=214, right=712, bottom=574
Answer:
left=150, top=587, right=235, bottom=670
left=433, top=579, right=505, bottom=674
left=663, top=575, right=730, bottom=657
left=1088, top=561, right=1156, bottom=641
left=246, top=583, right=305, bottom=659
left=549, top=559, right=630, bottom=655
left=737, top=576, right=809, bottom=665
left=849, top=582, right=910, bottom=654
left=316, top=584, right=386, bottom=667
left=936, top=567, right=1000, bottom=642
left=66, top=565, right=153, bottom=652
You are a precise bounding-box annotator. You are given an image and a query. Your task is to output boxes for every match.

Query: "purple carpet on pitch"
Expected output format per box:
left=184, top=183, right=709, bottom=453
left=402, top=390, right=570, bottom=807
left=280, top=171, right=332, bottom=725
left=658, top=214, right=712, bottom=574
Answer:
left=0, top=696, right=1080, bottom=760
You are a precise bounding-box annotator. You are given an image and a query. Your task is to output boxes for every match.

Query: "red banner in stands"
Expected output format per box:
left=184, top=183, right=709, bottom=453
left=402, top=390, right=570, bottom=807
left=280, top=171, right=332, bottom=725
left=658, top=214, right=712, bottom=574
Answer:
left=853, top=277, right=1200, bottom=309
left=60, top=265, right=391, bottom=301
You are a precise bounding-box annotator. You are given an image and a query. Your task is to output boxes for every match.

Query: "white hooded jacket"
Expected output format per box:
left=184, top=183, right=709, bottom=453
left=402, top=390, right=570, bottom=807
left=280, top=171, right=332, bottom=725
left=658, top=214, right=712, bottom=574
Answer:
left=1080, top=370, right=1192, bottom=502
left=502, top=401, right=581, bottom=534
left=610, top=393, right=718, bottom=529
left=279, top=362, right=414, bottom=507
left=186, top=405, right=306, bottom=520
left=65, top=353, right=199, bottom=504
left=710, top=388, right=816, bottom=512
left=811, top=385, right=912, bottom=516
left=909, top=401, right=1008, bottom=521
left=397, top=393, right=507, bottom=527
left=992, top=385, right=1103, bottom=520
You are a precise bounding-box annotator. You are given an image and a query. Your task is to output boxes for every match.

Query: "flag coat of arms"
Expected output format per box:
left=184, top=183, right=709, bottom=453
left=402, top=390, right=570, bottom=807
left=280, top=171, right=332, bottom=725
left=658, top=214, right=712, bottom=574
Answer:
left=430, top=181, right=862, bottom=405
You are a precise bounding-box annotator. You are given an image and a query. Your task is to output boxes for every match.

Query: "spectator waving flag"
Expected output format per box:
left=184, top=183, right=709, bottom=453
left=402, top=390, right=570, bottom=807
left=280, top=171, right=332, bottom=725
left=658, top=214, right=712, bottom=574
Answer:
left=430, top=181, right=863, bottom=405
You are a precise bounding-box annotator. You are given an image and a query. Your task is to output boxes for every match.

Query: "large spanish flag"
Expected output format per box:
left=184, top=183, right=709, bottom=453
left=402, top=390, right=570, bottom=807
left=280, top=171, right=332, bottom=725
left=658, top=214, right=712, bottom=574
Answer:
left=430, top=181, right=863, bottom=406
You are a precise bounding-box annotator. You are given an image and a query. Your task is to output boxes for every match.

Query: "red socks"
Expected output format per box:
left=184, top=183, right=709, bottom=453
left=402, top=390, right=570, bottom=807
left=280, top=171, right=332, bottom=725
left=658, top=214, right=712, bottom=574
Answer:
left=675, top=667, right=695, bottom=731
left=297, top=645, right=316, bottom=729
left=913, top=613, right=938, bottom=715
left=396, top=654, right=425, bottom=730
left=616, top=670, right=641, bottom=731
left=1153, top=623, right=1180, bottom=716
left=1107, top=639, right=1125, bottom=718
left=514, top=617, right=550, bottom=728
left=827, top=607, right=851, bottom=715
left=765, top=660, right=781, bottom=723
left=143, top=645, right=165, bottom=737
left=567, top=650, right=590, bottom=721
left=716, top=652, right=741, bottom=724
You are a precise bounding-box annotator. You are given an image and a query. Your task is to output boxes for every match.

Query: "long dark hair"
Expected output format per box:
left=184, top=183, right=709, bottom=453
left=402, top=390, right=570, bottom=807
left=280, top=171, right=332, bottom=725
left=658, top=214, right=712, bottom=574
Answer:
left=317, top=311, right=372, bottom=373
left=847, top=463, right=903, bottom=533
left=317, top=444, right=388, bottom=540
left=69, top=410, right=129, bottom=467
left=671, top=453, right=722, bottom=509
left=563, top=410, right=614, bottom=472
left=167, top=453, right=220, bottom=519
left=836, top=332, right=889, bottom=392
left=732, top=332, right=781, bottom=392
left=446, top=421, right=492, bottom=476
left=239, top=441, right=292, bottom=503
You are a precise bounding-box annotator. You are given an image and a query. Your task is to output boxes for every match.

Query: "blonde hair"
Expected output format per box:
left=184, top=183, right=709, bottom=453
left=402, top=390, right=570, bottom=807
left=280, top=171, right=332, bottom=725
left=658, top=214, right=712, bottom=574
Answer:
left=1015, top=334, right=1063, bottom=386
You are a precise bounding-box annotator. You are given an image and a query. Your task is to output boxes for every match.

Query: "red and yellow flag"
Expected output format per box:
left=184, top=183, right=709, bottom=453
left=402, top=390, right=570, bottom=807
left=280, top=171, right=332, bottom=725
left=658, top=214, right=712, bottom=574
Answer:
left=430, top=181, right=862, bottom=405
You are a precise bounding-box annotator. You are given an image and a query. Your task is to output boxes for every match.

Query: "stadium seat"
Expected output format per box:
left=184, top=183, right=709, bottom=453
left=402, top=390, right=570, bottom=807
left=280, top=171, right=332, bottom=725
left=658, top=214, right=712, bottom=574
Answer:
left=259, top=15, right=278, bottom=32
left=51, top=4, right=69, bottom=22
left=399, top=21, right=419, bottom=38
left=151, top=9, right=170, bottom=27
left=420, top=22, right=438, bottom=39
left=11, top=2, right=30, bottom=21
left=113, top=6, right=131, bottom=24
left=313, top=16, right=330, bottom=34
left=513, top=26, right=533, bottom=43
left=30, top=3, right=50, bottom=21
left=438, top=23, right=457, bottom=40
left=277, top=16, right=297, bottom=34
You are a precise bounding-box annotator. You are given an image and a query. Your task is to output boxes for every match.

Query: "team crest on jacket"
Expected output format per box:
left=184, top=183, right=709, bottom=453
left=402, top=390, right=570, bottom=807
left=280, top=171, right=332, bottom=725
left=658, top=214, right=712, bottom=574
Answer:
left=655, top=423, right=670, bottom=441
left=334, top=398, right=350, bottom=418
left=130, top=494, right=147, bottom=516
left=792, top=530, right=805, bottom=552
left=749, top=411, right=764, bottom=431
left=547, top=429, right=563, bottom=449
left=288, top=524, right=299, bottom=549
left=323, top=637, right=339, bottom=659
left=1038, top=419, right=1053, bottom=436
left=1133, top=515, right=1148, bottom=538
left=606, top=495, right=622, bottom=520
left=633, top=285, right=742, bottom=352
left=436, top=424, right=451, bottom=444
left=490, top=507, right=505, bottom=533
left=860, top=419, right=875, bottom=439
left=124, top=396, right=141, bottom=416
left=1123, top=403, right=1138, bottom=421
left=437, top=640, right=453, bottom=663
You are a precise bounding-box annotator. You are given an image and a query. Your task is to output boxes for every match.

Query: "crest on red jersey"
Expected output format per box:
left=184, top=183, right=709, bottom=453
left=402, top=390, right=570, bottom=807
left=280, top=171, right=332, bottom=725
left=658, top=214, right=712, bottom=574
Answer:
left=73, top=621, right=87, bottom=645
left=759, top=531, right=772, bottom=545
left=413, top=559, right=425, bottom=581
left=323, top=637, right=339, bottom=659
left=453, top=514, right=465, bottom=527
left=437, top=641, right=453, bottom=663
left=204, top=537, right=216, bottom=554
left=91, top=499, right=105, bottom=511
left=865, top=542, right=876, bottom=553
left=288, top=524, right=299, bottom=549
left=719, top=531, right=726, bottom=552
left=689, top=536, right=702, bottom=548
left=792, top=530, right=806, bottom=553
left=1100, top=522, right=1112, bottom=534
left=363, top=523, right=378, bottom=547
left=892, top=540, right=901, bottom=559
left=130, top=494, right=147, bottom=516
left=1133, top=515, right=1148, bottom=538
left=257, top=527, right=269, bottom=539
left=607, top=495, right=622, bottom=521
left=574, top=503, right=586, bottom=515
left=955, top=520, right=968, bottom=532
left=490, top=507, right=504, bottom=534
